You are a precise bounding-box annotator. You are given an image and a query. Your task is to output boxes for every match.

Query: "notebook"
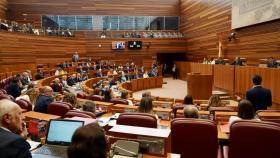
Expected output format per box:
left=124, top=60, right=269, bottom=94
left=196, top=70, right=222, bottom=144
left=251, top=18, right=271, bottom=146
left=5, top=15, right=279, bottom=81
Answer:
left=32, top=119, right=84, bottom=158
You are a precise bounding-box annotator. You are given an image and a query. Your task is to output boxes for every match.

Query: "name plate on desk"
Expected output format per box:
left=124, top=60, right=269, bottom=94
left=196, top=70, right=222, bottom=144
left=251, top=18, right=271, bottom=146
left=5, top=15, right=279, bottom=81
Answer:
left=109, top=125, right=171, bottom=156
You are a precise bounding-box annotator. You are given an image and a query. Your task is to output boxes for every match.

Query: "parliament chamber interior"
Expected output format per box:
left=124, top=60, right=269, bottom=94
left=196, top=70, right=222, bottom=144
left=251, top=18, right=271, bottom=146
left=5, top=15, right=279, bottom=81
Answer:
left=0, top=0, right=279, bottom=158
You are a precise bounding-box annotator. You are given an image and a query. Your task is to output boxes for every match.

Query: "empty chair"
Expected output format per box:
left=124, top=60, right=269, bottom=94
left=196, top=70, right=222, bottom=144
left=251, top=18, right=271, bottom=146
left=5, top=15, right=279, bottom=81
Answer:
left=116, top=113, right=157, bottom=128
left=228, top=120, right=280, bottom=158
left=47, top=101, right=73, bottom=117
left=89, top=95, right=104, bottom=101
left=171, top=118, right=218, bottom=158
left=256, top=110, right=280, bottom=124
left=208, top=106, right=235, bottom=122
left=16, top=99, right=32, bottom=111
left=64, top=110, right=96, bottom=119
left=172, top=104, right=184, bottom=118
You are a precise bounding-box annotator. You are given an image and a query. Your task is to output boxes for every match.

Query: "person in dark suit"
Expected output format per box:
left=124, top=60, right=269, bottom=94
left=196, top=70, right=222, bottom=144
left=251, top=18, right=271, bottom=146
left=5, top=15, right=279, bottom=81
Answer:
left=0, top=99, right=31, bottom=158
left=34, top=86, right=53, bottom=113
left=215, top=57, right=226, bottom=65
left=246, top=75, right=272, bottom=111
left=231, top=56, right=243, bottom=66
left=5, top=77, right=22, bottom=99
left=267, top=57, right=278, bottom=68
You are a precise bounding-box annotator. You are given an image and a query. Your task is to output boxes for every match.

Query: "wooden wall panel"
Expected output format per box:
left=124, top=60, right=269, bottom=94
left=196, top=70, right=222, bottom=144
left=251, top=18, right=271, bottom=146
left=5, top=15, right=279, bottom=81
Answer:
left=175, top=61, right=191, bottom=80
left=180, top=0, right=280, bottom=65
left=213, top=65, right=234, bottom=92
left=190, top=63, right=213, bottom=75
left=0, top=31, right=187, bottom=72
left=7, top=0, right=180, bottom=27
left=0, top=0, right=7, bottom=19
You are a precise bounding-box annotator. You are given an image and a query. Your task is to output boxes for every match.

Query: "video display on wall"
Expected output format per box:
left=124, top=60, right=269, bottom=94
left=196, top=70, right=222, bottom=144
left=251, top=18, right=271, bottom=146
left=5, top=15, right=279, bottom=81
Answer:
left=112, top=41, right=125, bottom=49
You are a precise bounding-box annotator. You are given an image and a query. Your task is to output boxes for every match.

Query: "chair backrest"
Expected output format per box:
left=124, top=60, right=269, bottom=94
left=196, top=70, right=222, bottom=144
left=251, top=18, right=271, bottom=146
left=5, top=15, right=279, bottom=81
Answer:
left=76, top=92, right=87, bottom=99
left=89, top=95, right=104, bottom=101
left=229, top=120, right=280, bottom=158
left=110, top=98, right=129, bottom=105
left=172, top=104, right=184, bottom=118
left=47, top=101, right=72, bottom=117
left=64, top=110, right=96, bottom=119
left=209, top=106, right=235, bottom=122
left=171, top=118, right=218, bottom=158
left=16, top=99, right=33, bottom=111
left=256, top=110, right=280, bottom=124
left=117, top=113, right=157, bottom=128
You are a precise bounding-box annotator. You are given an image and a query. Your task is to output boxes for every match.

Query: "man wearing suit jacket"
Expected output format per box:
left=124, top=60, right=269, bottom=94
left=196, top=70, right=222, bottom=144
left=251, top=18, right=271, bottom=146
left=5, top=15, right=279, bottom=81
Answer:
left=246, top=75, right=272, bottom=111
left=0, top=99, right=31, bottom=158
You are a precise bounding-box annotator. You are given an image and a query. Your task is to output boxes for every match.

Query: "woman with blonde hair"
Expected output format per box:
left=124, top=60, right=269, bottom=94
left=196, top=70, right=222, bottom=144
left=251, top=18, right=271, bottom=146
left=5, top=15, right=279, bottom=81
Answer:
left=63, top=93, right=78, bottom=108
left=207, top=94, right=224, bottom=110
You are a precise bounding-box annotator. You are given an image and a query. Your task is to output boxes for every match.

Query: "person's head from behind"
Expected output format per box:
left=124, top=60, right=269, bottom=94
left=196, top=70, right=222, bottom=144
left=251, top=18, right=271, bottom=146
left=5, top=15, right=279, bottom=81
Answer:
left=120, top=90, right=129, bottom=99
left=208, top=94, right=223, bottom=107
left=103, top=88, right=112, bottom=102
left=82, top=101, right=96, bottom=113
left=68, top=124, right=107, bottom=158
left=139, top=97, right=153, bottom=114
left=63, top=93, right=77, bottom=108
left=238, top=99, right=255, bottom=120
left=142, top=91, right=151, bottom=98
left=252, top=75, right=262, bottom=86
left=0, top=99, right=24, bottom=135
left=183, top=95, right=193, bottom=105
left=183, top=105, right=199, bottom=118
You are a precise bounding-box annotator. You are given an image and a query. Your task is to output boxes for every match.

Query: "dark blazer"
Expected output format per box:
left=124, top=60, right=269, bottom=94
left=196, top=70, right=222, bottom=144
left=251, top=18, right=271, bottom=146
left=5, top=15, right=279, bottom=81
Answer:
left=5, top=82, right=21, bottom=99
left=34, top=95, right=53, bottom=113
left=0, top=128, right=31, bottom=158
left=246, top=86, right=272, bottom=111
left=231, top=59, right=242, bottom=66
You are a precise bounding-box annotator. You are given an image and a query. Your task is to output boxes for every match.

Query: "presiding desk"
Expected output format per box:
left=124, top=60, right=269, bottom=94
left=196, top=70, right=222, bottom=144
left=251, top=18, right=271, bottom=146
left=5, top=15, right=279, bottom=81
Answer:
left=23, top=111, right=61, bottom=121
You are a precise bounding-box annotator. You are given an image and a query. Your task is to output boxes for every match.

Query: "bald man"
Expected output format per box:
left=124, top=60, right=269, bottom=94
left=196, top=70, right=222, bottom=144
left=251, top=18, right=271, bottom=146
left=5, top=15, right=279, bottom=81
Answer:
left=183, top=105, right=199, bottom=118
left=34, top=86, right=53, bottom=113
left=0, top=99, right=31, bottom=158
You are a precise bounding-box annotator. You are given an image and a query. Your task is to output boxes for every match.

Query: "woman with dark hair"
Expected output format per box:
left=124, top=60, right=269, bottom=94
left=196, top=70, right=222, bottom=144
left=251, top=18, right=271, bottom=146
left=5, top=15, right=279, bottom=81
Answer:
left=229, top=99, right=260, bottom=125
left=138, top=97, right=154, bottom=114
left=120, top=90, right=133, bottom=105
left=103, top=88, right=112, bottom=102
left=68, top=124, right=107, bottom=158
left=183, top=95, right=193, bottom=105
left=63, top=93, right=78, bottom=108
left=207, top=94, right=224, bottom=110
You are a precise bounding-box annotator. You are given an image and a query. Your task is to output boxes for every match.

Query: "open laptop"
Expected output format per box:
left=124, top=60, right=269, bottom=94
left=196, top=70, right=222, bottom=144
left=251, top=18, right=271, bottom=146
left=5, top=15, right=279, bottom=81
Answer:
left=32, top=119, right=84, bottom=158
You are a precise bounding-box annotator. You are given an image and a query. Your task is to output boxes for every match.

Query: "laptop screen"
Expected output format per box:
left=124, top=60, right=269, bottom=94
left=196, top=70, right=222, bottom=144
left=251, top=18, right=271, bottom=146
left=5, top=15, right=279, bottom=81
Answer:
left=46, top=119, right=84, bottom=145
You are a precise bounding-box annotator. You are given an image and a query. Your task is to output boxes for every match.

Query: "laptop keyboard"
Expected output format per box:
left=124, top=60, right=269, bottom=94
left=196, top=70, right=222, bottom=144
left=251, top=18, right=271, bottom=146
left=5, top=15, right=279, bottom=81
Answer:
left=33, top=145, right=66, bottom=156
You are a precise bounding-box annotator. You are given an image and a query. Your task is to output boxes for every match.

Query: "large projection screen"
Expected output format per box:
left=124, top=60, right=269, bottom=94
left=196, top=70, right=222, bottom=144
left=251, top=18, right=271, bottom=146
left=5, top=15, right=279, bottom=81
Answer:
left=232, top=0, right=280, bottom=29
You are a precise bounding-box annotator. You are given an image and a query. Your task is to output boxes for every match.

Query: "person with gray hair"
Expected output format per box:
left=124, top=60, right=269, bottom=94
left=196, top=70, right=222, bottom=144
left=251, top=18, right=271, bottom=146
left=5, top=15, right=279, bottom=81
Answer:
left=0, top=99, right=31, bottom=158
left=183, top=105, right=199, bottom=118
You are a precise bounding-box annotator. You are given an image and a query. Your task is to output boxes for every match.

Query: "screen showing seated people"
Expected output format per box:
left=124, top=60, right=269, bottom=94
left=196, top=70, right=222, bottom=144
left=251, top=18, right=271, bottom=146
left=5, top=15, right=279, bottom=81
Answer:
left=112, top=41, right=125, bottom=49
left=46, top=120, right=83, bottom=144
left=128, top=41, right=142, bottom=49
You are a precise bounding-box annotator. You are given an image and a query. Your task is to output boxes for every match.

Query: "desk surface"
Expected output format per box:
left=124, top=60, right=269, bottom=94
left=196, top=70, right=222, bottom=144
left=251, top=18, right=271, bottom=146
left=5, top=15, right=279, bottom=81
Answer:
left=109, top=125, right=171, bottom=138
left=23, top=111, right=61, bottom=121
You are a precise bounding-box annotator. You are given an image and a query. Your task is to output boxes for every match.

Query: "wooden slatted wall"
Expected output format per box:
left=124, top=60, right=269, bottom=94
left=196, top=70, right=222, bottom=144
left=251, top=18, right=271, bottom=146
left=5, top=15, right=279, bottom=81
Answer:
left=180, top=0, right=280, bottom=65
left=0, top=0, right=7, bottom=19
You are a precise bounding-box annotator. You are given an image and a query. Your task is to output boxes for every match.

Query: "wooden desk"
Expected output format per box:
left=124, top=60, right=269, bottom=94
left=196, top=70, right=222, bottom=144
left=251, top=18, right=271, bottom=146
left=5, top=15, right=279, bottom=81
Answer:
left=153, top=107, right=172, bottom=120
left=153, top=101, right=173, bottom=108
left=177, top=110, right=210, bottom=118
left=23, top=111, right=61, bottom=121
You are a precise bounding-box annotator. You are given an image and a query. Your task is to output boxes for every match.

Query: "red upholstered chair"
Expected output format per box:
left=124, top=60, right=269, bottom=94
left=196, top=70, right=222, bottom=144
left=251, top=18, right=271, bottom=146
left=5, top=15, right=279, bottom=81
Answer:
left=77, top=92, right=87, bottom=99
left=110, top=98, right=129, bottom=105
left=228, top=120, right=280, bottom=158
left=16, top=99, right=32, bottom=112
left=171, top=118, right=218, bottom=158
left=89, top=95, right=104, bottom=101
left=0, top=94, right=14, bottom=101
left=0, top=89, right=7, bottom=94
left=47, top=101, right=73, bottom=117
left=116, top=113, right=157, bottom=128
left=64, top=110, right=96, bottom=119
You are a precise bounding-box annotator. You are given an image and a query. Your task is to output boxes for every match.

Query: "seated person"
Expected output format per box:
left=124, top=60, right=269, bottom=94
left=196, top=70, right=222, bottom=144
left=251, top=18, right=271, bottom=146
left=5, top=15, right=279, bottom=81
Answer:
left=183, top=105, right=199, bottom=118
left=34, top=86, right=53, bottom=113
left=267, top=57, right=278, bottom=68
left=5, top=77, right=22, bottom=99
left=51, top=78, right=62, bottom=93
left=95, top=69, right=103, bottom=77
left=207, top=94, right=224, bottom=110
left=142, top=91, right=152, bottom=98
left=120, top=90, right=133, bottom=105
left=67, top=124, right=107, bottom=158
left=0, top=99, right=31, bottom=158
left=82, top=101, right=96, bottom=113
left=231, top=56, right=243, bottom=66
left=139, top=97, right=155, bottom=116
left=34, top=69, right=44, bottom=80
left=103, top=88, right=113, bottom=102
left=143, top=70, right=149, bottom=78
left=229, top=99, right=260, bottom=126
left=67, top=74, right=77, bottom=86
left=215, top=57, right=226, bottom=65
left=63, top=93, right=78, bottom=109
left=183, top=95, right=193, bottom=105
